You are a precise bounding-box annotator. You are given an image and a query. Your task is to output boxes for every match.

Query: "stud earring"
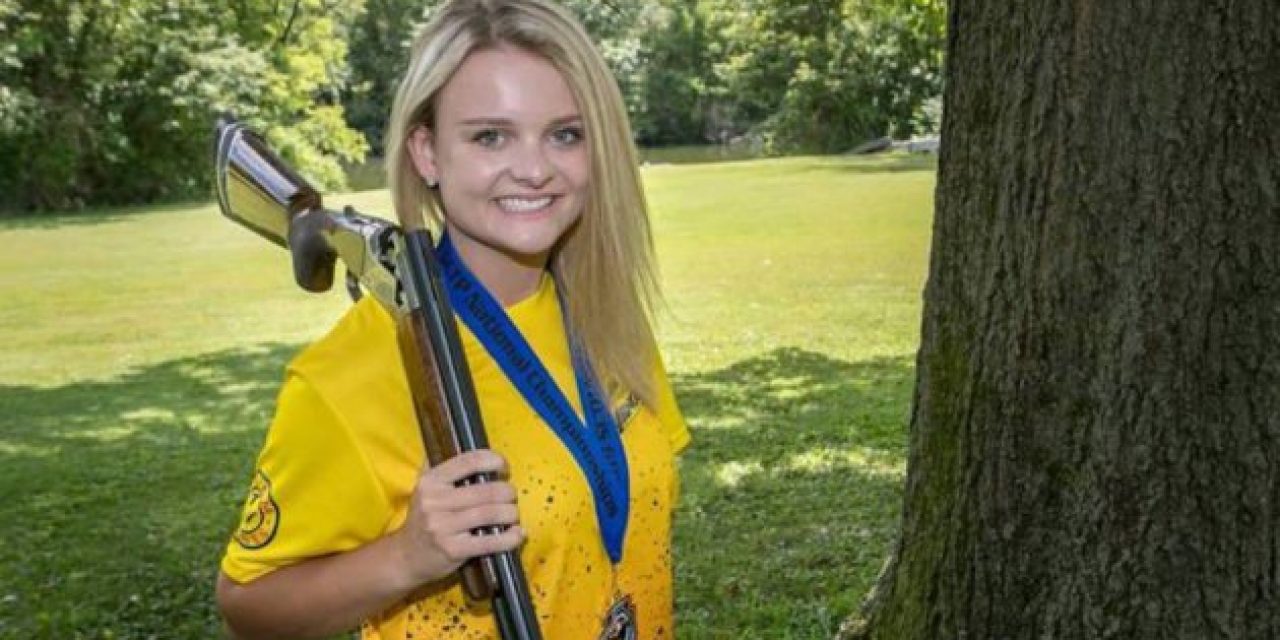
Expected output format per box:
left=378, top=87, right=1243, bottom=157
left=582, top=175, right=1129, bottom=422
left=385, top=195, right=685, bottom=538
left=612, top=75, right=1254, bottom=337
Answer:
left=425, top=177, right=439, bottom=189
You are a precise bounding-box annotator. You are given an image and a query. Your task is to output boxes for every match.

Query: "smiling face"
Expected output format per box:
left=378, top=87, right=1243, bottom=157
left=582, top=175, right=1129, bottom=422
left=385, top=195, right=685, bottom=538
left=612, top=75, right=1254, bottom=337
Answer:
left=408, top=43, right=590, bottom=301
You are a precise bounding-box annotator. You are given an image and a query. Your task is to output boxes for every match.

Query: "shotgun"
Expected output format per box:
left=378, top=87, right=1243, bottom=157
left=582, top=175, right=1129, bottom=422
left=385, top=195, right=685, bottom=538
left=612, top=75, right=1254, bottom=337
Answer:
left=213, top=117, right=542, bottom=640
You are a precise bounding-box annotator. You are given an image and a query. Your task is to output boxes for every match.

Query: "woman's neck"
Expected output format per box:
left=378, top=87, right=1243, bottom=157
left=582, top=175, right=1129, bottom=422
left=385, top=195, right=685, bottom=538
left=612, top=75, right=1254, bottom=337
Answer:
left=446, top=230, right=548, bottom=307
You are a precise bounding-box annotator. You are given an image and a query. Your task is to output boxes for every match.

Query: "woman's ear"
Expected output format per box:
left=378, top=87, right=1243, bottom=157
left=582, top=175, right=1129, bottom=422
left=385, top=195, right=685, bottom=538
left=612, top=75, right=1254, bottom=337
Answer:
left=407, top=126, right=439, bottom=187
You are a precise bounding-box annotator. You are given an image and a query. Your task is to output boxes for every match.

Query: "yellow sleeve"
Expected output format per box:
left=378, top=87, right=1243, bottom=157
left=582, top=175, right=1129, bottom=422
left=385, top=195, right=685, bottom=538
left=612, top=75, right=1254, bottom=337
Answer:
left=220, top=372, right=393, bottom=583
left=651, top=352, right=691, bottom=455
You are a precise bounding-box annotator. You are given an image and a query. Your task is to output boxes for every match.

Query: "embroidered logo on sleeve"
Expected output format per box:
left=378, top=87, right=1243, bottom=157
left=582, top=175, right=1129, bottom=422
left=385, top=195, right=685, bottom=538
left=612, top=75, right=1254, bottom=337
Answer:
left=234, top=470, right=280, bottom=549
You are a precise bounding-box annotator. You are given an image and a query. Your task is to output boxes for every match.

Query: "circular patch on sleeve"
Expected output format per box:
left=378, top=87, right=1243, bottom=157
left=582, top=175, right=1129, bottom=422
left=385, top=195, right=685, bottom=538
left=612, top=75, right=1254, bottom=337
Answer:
left=234, top=470, right=280, bottom=549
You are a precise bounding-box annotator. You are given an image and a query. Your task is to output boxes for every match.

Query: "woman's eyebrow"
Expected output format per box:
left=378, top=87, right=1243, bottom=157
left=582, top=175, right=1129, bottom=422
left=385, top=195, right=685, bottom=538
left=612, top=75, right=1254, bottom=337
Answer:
left=456, top=114, right=582, bottom=127
left=458, top=117, right=514, bottom=127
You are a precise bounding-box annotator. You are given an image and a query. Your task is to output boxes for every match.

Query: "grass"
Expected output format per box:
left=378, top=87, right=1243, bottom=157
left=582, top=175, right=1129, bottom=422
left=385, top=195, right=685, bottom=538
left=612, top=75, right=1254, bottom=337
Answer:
left=0, top=151, right=936, bottom=638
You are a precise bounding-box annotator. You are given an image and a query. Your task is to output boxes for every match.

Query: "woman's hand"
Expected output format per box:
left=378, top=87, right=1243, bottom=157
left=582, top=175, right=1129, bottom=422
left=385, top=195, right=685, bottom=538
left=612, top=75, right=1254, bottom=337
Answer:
left=390, top=449, right=525, bottom=587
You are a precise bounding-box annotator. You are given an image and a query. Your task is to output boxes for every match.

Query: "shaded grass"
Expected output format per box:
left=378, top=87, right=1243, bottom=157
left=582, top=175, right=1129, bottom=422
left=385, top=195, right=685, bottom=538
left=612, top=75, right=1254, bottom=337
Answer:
left=0, top=152, right=935, bottom=637
left=0, top=345, right=293, bottom=637
left=673, top=349, right=911, bottom=639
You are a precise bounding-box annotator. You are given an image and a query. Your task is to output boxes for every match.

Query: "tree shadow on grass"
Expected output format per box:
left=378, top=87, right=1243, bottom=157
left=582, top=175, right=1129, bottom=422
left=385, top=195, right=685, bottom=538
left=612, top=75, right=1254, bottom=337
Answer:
left=0, top=343, right=300, bottom=637
left=671, top=348, right=914, bottom=639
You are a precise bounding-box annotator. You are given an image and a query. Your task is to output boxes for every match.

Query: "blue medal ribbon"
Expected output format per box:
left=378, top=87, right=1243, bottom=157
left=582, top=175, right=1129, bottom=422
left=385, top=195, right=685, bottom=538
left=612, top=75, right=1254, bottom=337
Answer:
left=435, top=234, right=630, bottom=564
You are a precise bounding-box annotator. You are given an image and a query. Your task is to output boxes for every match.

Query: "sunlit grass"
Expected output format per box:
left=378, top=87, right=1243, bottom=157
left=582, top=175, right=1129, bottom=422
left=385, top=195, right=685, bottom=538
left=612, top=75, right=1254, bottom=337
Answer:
left=0, top=151, right=936, bottom=638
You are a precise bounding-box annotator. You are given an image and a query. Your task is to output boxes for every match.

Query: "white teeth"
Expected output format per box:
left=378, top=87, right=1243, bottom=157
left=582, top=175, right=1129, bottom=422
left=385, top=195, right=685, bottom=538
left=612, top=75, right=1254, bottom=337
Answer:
left=497, top=196, right=553, bottom=213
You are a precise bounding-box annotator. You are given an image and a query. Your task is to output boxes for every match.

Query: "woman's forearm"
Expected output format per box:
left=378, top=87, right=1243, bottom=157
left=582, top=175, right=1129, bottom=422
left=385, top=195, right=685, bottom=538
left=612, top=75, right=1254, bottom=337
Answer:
left=217, top=530, right=419, bottom=640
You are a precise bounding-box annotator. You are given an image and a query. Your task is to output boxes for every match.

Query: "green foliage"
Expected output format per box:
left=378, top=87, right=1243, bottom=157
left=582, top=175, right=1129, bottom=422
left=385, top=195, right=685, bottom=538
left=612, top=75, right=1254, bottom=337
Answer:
left=711, top=0, right=946, bottom=153
left=343, top=0, right=439, bottom=155
left=600, top=0, right=946, bottom=151
left=612, top=0, right=715, bottom=145
left=1, top=0, right=945, bottom=211
left=0, top=0, right=368, bottom=211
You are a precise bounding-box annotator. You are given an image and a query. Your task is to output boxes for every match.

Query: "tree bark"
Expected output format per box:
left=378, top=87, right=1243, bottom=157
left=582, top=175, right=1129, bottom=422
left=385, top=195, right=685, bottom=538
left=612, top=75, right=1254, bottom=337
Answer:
left=848, top=1, right=1280, bottom=638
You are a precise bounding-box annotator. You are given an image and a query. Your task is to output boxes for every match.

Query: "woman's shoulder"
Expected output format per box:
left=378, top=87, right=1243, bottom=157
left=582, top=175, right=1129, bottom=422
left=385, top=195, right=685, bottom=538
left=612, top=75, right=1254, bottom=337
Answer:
left=286, top=295, right=407, bottom=413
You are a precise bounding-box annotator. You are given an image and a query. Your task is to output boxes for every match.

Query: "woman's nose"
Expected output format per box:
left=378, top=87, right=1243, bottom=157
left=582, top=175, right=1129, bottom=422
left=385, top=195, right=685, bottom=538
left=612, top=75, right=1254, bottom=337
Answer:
left=508, top=140, right=553, bottom=187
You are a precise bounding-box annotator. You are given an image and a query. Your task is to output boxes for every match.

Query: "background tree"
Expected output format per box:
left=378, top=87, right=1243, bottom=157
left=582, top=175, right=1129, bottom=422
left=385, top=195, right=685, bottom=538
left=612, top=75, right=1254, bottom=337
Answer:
left=343, top=0, right=435, bottom=156
left=610, top=0, right=716, bottom=145
left=0, top=0, right=367, bottom=210
left=710, top=0, right=943, bottom=152
left=845, top=1, right=1279, bottom=638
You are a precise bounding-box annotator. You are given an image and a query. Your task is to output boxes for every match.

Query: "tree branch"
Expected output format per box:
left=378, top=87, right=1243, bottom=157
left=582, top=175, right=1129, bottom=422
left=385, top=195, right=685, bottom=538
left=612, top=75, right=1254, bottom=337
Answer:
left=275, top=0, right=301, bottom=49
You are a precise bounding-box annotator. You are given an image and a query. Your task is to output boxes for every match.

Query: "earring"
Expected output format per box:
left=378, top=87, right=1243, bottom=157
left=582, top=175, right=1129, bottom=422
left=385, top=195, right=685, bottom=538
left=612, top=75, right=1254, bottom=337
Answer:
left=425, top=177, right=439, bottom=189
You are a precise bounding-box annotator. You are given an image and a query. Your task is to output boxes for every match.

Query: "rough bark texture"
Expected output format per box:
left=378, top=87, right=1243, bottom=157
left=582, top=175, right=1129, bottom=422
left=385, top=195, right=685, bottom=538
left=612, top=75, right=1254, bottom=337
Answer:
left=849, top=1, right=1280, bottom=638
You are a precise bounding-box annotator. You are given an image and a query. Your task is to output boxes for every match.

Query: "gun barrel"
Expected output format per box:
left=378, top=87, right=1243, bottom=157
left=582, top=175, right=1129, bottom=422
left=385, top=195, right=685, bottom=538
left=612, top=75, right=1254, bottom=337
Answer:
left=213, top=117, right=321, bottom=249
left=396, top=229, right=544, bottom=640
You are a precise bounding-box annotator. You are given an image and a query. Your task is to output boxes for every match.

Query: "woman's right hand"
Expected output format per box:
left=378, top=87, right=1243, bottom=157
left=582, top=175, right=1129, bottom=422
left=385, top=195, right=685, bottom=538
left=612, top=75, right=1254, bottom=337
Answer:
left=391, top=449, right=525, bottom=587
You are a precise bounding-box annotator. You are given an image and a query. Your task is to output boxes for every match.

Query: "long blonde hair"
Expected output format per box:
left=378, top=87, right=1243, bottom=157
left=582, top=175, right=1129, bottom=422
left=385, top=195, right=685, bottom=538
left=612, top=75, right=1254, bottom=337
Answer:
left=385, top=0, right=660, bottom=408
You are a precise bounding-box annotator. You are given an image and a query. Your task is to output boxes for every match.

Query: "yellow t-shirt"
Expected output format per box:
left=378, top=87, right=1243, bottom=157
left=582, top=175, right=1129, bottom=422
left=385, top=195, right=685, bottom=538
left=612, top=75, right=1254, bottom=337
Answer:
left=222, top=275, right=690, bottom=639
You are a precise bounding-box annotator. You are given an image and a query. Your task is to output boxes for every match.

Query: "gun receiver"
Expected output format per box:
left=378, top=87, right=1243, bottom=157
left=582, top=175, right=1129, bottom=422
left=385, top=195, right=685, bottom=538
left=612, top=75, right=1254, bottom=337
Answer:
left=213, top=118, right=542, bottom=640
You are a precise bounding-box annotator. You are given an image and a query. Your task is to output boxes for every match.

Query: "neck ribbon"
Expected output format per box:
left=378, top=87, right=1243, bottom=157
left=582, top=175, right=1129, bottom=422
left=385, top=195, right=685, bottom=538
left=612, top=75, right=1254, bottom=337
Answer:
left=435, top=234, right=630, bottom=564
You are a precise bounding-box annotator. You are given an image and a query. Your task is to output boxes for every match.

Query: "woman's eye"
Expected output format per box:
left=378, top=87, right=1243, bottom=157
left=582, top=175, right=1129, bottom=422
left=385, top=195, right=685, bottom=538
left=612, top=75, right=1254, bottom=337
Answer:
left=472, top=129, right=505, bottom=147
left=551, top=126, right=584, bottom=146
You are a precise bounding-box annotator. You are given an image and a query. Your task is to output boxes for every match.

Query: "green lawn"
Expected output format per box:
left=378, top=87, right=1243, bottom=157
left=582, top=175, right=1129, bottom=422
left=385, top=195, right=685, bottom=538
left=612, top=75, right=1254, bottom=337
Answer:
left=0, top=152, right=936, bottom=638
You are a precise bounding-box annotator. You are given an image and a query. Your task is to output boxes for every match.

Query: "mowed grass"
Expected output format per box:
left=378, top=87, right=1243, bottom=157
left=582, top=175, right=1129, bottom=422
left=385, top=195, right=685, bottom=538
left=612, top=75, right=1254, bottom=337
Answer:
left=0, top=152, right=936, bottom=638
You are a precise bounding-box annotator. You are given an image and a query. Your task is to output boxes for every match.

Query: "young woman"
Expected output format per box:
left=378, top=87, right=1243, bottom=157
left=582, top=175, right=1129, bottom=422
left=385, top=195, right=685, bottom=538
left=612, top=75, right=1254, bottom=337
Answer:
left=215, top=1, right=690, bottom=638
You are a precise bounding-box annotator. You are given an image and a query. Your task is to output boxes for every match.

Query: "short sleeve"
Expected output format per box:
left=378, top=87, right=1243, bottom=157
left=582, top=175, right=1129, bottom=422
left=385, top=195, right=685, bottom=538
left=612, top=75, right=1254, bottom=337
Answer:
left=651, top=352, right=691, bottom=455
left=220, top=373, right=393, bottom=583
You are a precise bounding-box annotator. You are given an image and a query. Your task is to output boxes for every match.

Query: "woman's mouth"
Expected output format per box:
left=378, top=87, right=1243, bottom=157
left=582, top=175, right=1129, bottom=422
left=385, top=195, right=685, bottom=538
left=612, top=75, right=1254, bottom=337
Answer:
left=496, top=196, right=555, bottom=213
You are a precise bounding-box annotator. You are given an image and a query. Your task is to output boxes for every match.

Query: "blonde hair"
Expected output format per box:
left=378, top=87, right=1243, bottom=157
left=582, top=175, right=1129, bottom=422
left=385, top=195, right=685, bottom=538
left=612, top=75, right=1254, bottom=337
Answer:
left=385, top=0, right=660, bottom=408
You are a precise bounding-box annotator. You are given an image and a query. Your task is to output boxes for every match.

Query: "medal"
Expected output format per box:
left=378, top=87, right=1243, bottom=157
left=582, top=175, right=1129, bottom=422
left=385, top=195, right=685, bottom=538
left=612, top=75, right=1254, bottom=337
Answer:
left=599, top=592, right=638, bottom=640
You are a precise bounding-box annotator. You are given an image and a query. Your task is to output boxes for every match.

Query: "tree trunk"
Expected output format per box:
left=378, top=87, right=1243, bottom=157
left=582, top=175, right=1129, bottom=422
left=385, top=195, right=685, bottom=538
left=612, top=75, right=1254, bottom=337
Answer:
left=847, top=1, right=1280, bottom=638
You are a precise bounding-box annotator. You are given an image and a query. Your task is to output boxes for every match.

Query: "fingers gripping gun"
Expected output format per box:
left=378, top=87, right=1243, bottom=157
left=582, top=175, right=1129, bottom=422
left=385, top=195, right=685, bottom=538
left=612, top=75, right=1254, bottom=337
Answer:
left=213, top=118, right=542, bottom=640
